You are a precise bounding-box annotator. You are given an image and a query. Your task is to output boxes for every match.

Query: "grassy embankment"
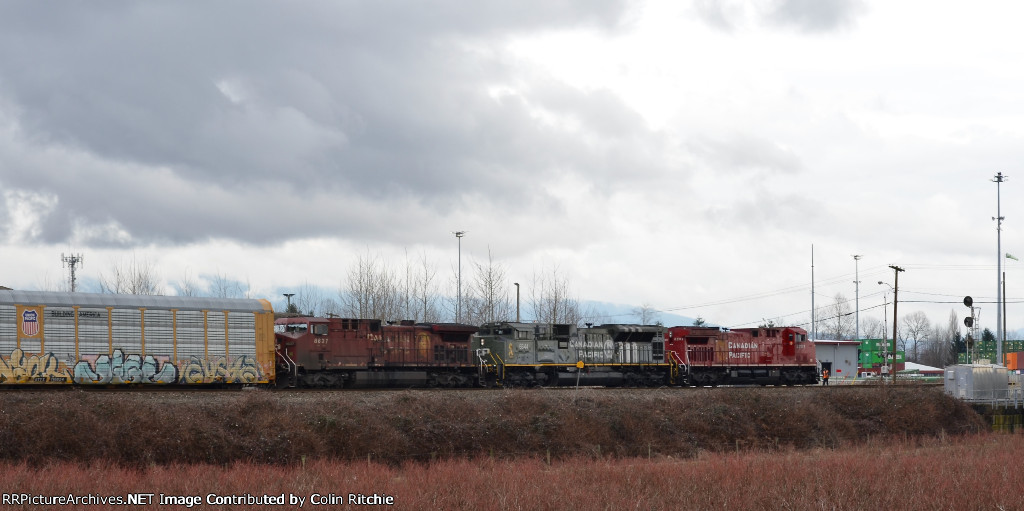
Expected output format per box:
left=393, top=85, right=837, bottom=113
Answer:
left=2, top=386, right=1013, bottom=510
left=0, top=386, right=983, bottom=465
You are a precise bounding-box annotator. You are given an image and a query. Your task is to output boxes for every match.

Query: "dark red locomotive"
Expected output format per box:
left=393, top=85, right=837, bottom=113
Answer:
left=274, top=317, right=479, bottom=388
left=665, top=325, right=818, bottom=386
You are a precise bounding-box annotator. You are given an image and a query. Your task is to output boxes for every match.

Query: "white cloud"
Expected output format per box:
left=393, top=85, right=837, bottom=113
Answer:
left=0, top=0, right=1022, bottom=335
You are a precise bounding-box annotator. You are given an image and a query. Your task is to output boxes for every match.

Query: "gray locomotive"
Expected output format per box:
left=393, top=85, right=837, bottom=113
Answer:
left=473, top=322, right=678, bottom=387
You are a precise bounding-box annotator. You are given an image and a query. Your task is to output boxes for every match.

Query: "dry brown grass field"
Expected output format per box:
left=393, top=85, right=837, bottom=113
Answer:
left=0, top=385, right=1010, bottom=510
left=3, top=434, right=1023, bottom=510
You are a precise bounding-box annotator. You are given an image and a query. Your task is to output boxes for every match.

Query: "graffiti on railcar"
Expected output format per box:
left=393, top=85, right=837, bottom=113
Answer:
left=178, top=355, right=263, bottom=384
left=73, top=349, right=179, bottom=384
left=0, top=349, right=71, bottom=383
left=0, top=348, right=265, bottom=385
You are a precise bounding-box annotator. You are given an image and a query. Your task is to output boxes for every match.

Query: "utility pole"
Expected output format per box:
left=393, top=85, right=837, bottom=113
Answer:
left=61, top=253, right=84, bottom=292
left=993, top=172, right=1007, bottom=364
left=853, top=254, right=862, bottom=340
left=889, top=265, right=905, bottom=383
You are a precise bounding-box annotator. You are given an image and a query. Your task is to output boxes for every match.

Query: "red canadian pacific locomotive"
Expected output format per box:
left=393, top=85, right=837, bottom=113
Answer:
left=664, top=325, right=819, bottom=386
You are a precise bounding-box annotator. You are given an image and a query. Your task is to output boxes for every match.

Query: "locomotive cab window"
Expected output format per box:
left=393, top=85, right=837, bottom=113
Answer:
left=312, top=324, right=328, bottom=336
left=280, top=324, right=308, bottom=334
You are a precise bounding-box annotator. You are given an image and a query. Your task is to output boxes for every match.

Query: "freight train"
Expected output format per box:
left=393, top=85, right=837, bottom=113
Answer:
left=0, top=289, right=819, bottom=387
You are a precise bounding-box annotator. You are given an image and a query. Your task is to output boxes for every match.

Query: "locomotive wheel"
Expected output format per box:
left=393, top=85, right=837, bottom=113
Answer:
left=541, top=369, right=558, bottom=388
left=311, top=373, right=332, bottom=388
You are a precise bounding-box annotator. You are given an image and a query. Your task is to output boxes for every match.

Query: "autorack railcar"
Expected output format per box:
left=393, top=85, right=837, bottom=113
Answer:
left=0, top=289, right=275, bottom=385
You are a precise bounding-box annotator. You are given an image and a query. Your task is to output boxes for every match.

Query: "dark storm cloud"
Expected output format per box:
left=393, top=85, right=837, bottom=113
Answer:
left=0, top=0, right=674, bottom=247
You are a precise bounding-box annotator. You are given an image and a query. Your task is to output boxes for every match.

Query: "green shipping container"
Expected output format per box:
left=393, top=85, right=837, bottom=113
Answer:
left=859, top=339, right=888, bottom=352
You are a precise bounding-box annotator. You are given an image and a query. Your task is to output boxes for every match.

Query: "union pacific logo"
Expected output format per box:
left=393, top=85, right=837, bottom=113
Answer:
left=21, top=310, right=39, bottom=336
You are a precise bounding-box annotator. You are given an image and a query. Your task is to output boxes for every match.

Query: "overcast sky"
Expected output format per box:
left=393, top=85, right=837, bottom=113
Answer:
left=1, top=0, right=1022, bottom=334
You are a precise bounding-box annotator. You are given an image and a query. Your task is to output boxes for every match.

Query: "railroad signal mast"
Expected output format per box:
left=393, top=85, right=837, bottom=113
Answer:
left=963, top=296, right=979, bottom=363
left=61, top=253, right=84, bottom=292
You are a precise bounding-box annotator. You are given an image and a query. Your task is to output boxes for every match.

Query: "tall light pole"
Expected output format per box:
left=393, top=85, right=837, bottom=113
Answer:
left=811, top=245, right=816, bottom=341
left=993, top=172, right=1007, bottom=364
left=853, top=254, right=862, bottom=340
left=514, top=282, right=520, bottom=322
left=283, top=293, right=295, bottom=313
left=453, top=231, right=465, bottom=323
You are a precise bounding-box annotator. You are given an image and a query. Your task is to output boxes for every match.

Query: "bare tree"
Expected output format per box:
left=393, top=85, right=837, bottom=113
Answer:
left=209, top=271, right=249, bottom=298
left=632, top=303, right=660, bottom=325
left=414, top=251, right=443, bottom=322
left=36, top=272, right=69, bottom=292
left=319, top=297, right=341, bottom=318
left=98, top=254, right=161, bottom=295
left=861, top=317, right=885, bottom=339
left=174, top=269, right=199, bottom=297
left=528, top=264, right=582, bottom=325
left=463, top=248, right=514, bottom=325
left=295, top=282, right=327, bottom=317
left=340, top=250, right=400, bottom=321
left=924, top=309, right=960, bottom=367
left=899, top=311, right=932, bottom=362
left=920, top=323, right=949, bottom=368
left=823, top=293, right=854, bottom=340
left=396, top=249, right=443, bottom=322
left=398, top=249, right=417, bottom=322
